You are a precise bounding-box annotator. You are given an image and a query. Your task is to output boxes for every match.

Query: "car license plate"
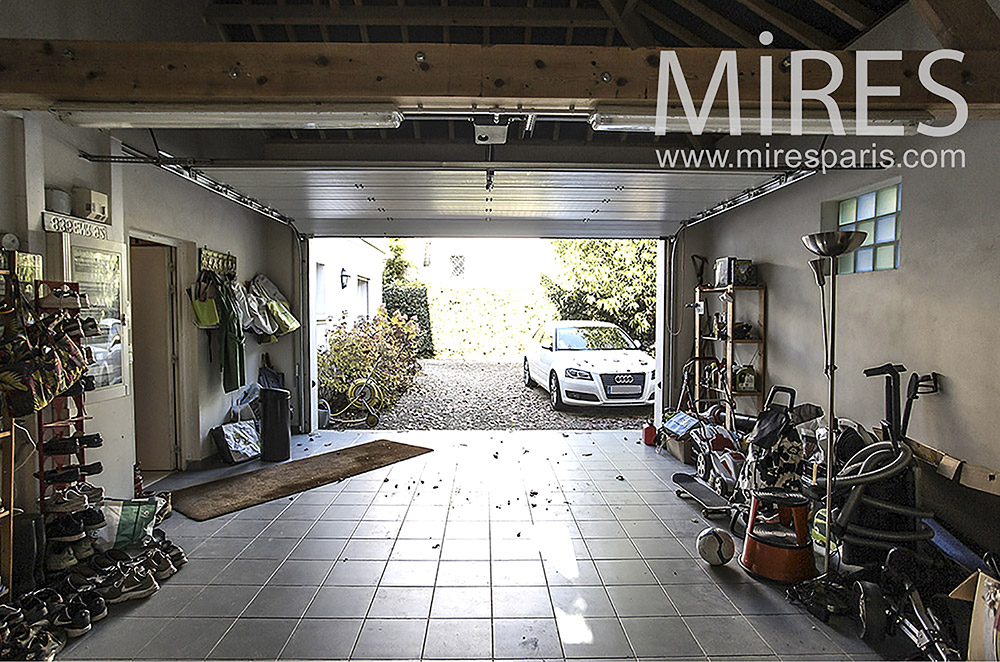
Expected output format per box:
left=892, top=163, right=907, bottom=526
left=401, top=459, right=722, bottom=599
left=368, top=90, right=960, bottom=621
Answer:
left=608, top=385, right=641, bottom=395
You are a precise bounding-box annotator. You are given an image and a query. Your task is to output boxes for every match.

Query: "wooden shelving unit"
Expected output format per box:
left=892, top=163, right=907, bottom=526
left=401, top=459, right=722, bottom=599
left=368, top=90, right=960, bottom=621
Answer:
left=693, top=284, right=767, bottom=427
left=0, top=265, right=14, bottom=597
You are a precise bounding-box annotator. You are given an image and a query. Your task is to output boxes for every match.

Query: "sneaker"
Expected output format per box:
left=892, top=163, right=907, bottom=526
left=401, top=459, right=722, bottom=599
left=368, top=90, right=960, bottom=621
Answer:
left=81, top=318, right=100, bottom=338
left=44, top=543, right=77, bottom=572
left=70, top=537, right=96, bottom=561
left=76, top=508, right=106, bottom=530
left=75, top=591, right=106, bottom=623
left=16, top=596, right=48, bottom=627
left=73, top=432, right=103, bottom=448
left=82, top=346, right=95, bottom=365
left=50, top=572, right=95, bottom=596
left=42, top=489, right=88, bottom=514
left=81, top=374, right=96, bottom=391
left=151, top=529, right=188, bottom=566
left=41, top=437, right=80, bottom=456
left=34, top=466, right=80, bottom=485
left=77, top=481, right=104, bottom=504
left=38, top=289, right=81, bottom=310
left=96, top=567, right=159, bottom=604
left=22, top=624, right=65, bottom=661
left=0, top=604, right=24, bottom=627
left=136, top=549, right=177, bottom=581
left=50, top=602, right=90, bottom=638
left=57, top=318, right=84, bottom=339
left=45, top=516, right=85, bottom=543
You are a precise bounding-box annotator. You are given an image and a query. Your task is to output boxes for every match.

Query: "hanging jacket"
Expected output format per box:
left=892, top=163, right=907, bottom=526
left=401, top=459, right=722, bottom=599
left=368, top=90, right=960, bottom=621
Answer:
left=212, top=272, right=246, bottom=393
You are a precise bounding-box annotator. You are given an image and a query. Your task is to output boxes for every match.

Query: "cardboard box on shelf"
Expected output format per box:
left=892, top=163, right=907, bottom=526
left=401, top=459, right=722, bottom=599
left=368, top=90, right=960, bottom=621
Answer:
left=949, top=570, right=1000, bottom=661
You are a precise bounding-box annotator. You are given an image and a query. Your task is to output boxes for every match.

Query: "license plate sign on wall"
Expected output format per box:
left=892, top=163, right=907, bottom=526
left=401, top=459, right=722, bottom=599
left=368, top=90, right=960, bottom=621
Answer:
left=42, top=211, right=109, bottom=241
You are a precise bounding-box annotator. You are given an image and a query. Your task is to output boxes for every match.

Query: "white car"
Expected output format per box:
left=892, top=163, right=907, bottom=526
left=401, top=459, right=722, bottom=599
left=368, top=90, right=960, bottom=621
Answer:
left=524, top=321, right=656, bottom=410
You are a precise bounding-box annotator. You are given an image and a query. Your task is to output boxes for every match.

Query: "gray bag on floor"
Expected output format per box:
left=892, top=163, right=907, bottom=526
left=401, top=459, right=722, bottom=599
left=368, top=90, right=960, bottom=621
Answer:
left=210, top=388, right=261, bottom=464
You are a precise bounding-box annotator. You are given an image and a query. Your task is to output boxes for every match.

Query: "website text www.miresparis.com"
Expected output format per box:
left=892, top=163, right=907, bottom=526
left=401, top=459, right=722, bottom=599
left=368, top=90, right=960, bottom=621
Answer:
left=654, top=144, right=967, bottom=174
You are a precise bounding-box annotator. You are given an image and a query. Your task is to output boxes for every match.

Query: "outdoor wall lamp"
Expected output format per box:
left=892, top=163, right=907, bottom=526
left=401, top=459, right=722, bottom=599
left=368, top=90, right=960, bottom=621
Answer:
left=340, top=268, right=349, bottom=289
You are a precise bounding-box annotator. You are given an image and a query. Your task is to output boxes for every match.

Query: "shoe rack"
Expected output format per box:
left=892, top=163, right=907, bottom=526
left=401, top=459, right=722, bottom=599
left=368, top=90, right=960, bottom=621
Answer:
left=0, top=263, right=14, bottom=598
left=34, top=281, right=94, bottom=513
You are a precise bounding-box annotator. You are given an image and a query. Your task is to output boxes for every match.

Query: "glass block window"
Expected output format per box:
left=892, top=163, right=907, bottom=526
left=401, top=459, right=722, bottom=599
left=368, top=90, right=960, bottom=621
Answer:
left=450, top=255, right=465, bottom=278
left=837, top=183, right=900, bottom=274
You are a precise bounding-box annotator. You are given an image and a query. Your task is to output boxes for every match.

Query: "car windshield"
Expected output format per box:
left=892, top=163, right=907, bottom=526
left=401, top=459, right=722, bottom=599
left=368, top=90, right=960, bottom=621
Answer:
left=555, top=326, right=634, bottom=351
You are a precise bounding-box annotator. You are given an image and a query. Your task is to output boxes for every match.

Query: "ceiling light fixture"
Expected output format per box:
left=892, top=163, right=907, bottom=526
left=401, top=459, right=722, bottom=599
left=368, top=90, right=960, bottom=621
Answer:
left=53, top=103, right=404, bottom=130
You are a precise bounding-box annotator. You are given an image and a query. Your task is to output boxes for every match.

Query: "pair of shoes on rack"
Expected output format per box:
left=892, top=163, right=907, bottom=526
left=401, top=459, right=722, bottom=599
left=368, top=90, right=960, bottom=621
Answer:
left=45, top=538, right=96, bottom=572
left=45, top=509, right=105, bottom=542
left=89, top=546, right=178, bottom=583
left=41, top=433, right=103, bottom=457
left=42, top=483, right=102, bottom=514
left=54, top=316, right=100, bottom=340
left=38, top=289, right=90, bottom=311
left=35, top=462, right=102, bottom=485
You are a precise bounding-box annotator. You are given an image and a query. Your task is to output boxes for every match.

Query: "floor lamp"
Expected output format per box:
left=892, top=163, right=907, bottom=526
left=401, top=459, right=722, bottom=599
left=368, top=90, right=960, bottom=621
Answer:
left=801, top=230, right=867, bottom=575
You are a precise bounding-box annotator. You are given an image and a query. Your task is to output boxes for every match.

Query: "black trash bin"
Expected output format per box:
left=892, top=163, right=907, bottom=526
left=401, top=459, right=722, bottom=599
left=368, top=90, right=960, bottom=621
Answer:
left=260, top=387, right=291, bottom=462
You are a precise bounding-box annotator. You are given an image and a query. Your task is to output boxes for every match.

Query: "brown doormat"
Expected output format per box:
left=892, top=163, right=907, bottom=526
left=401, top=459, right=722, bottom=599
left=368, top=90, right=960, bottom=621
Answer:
left=171, top=440, right=432, bottom=521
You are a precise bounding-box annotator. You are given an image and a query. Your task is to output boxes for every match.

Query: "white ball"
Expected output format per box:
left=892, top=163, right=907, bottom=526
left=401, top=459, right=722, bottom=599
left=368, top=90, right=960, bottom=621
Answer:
left=696, top=527, right=736, bottom=566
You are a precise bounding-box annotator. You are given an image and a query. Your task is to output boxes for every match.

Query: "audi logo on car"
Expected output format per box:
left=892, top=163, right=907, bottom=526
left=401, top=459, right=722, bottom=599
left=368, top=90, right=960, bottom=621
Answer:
left=614, top=375, right=634, bottom=384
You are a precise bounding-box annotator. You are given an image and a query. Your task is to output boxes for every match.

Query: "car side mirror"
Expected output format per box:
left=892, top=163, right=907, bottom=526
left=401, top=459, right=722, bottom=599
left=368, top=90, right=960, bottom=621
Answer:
left=633, top=339, right=642, bottom=349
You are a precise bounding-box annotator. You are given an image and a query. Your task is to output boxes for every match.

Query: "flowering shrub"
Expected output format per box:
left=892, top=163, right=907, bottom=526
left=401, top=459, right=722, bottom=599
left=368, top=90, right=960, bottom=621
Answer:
left=317, top=307, right=421, bottom=417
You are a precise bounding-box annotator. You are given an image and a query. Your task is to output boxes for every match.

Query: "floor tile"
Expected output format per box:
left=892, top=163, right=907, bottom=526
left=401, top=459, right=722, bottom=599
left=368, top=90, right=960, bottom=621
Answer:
left=351, top=520, right=402, bottom=539
left=390, top=538, right=443, bottom=561
left=232, top=502, right=288, bottom=520
left=398, top=518, right=446, bottom=540
left=279, top=618, right=364, bottom=659
left=342, top=538, right=395, bottom=559
left=622, top=520, right=676, bottom=538
left=550, top=585, right=616, bottom=617
left=135, top=616, right=236, bottom=659
left=586, top=538, right=641, bottom=560
left=492, top=537, right=542, bottom=560
left=369, top=586, right=434, bottom=618
left=440, top=538, right=490, bottom=560
left=261, top=519, right=314, bottom=538
left=216, top=519, right=270, bottom=538
left=752, top=614, right=843, bottom=655
left=182, top=584, right=259, bottom=617
left=492, top=559, right=547, bottom=585
left=381, top=559, right=439, bottom=586
left=114, top=583, right=202, bottom=618
left=366, top=504, right=409, bottom=521
left=443, top=520, right=490, bottom=539
left=62, top=617, right=166, bottom=659
left=719, top=581, right=801, bottom=615
left=430, top=586, right=492, bottom=618
left=289, top=537, right=348, bottom=560
left=436, top=560, right=490, bottom=586
left=307, top=520, right=358, bottom=539
left=558, top=616, right=633, bottom=659
left=352, top=618, right=427, bottom=659
left=243, top=585, right=316, bottom=618
left=168, top=558, right=229, bottom=585
left=293, top=491, right=339, bottom=505
left=621, top=616, right=703, bottom=658
left=632, top=537, right=691, bottom=559
left=494, top=618, right=563, bottom=659
left=211, top=559, right=282, bottom=585
left=239, top=536, right=300, bottom=559
left=424, top=618, right=492, bottom=659
left=595, top=559, right=658, bottom=585
left=578, top=520, right=627, bottom=538
left=209, top=618, right=298, bottom=659
left=304, top=585, right=376, bottom=618
left=280, top=503, right=328, bottom=520
left=664, top=584, right=739, bottom=616
left=268, top=559, right=335, bottom=585
left=325, top=559, right=387, bottom=586
left=648, top=559, right=713, bottom=585
left=188, top=537, right=252, bottom=559
left=606, top=585, right=678, bottom=617
left=322, top=504, right=369, bottom=520
left=493, top=585, right=554, bottom=618
left=545, top=558, right=603, bottom=585
left=685, top=615, right=774, bottom=657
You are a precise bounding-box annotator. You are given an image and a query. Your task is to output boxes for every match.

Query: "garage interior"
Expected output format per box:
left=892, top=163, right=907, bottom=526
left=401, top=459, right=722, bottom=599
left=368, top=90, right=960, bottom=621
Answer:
left=1, top=0, right=999, bottom=660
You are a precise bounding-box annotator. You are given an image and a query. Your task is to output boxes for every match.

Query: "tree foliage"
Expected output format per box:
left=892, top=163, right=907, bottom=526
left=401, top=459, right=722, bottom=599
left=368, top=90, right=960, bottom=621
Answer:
left=383, top=283, right=434, bottom=357
left=542, top=239, right=657, bottom=345
left=381, top=238, right=411, bottom=289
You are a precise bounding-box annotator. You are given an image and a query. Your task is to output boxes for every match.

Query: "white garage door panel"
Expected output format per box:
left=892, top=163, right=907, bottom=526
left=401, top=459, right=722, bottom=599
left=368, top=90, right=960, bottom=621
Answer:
left=201, top=166, right=783, bottom=238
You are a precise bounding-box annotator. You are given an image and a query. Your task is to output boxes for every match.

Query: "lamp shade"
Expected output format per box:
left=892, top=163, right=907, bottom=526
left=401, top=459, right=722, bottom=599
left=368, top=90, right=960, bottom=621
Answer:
left=801, top=231, right=867, bottom=258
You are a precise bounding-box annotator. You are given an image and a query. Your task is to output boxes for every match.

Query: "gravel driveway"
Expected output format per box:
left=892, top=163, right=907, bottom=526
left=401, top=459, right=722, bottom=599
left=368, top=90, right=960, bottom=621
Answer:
left=373, top=359, right=653, bottom=430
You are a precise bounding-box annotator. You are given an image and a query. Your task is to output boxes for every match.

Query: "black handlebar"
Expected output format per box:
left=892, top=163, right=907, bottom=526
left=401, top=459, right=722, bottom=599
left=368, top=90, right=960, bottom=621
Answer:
left=863, top=363, right=906, bottom=378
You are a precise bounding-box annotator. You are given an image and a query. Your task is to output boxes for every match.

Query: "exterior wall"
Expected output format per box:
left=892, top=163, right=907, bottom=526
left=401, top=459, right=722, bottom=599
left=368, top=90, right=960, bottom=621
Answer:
left=311, top=238, right=387, bottom=344
left=404, top=238, right=555, bottom=288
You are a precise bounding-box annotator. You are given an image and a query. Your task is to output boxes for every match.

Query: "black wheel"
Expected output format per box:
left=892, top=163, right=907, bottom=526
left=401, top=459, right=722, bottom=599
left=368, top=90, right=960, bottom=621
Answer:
left=696, top=452, right=711, bottom=481
left=549, top=372, right=567, bottom=411
left=523, top=359, right=536, bottom=387
left=853, top=580, right=887, bottom=644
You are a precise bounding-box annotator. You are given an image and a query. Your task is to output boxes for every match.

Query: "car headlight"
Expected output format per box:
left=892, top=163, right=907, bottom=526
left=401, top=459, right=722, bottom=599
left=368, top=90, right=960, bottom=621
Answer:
left=564, top=367, right=592, bottom=380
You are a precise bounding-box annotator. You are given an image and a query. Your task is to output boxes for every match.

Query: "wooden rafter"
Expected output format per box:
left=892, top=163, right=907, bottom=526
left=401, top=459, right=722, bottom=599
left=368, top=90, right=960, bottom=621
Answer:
left=666, top=0, right=758, bottom=47
left=809, top=0, right=877, bottom=31
left=2, top=40, right=997, bottom=119
left=204, top=5, right=614, bottom=29
left=597, top=0, right=657, bottom=48
left=636, top=2, right=710, bottom=47
left=733, top=0, right=838, bottom=49
left=911, top=0, right=1000, bottom=49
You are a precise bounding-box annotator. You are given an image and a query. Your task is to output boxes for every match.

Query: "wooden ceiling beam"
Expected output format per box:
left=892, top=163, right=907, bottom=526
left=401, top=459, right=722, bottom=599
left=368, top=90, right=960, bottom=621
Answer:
left=635, top=2, right=711, bottom=47
left=203, top=5, right=614, bottom=29
left=1, top=40, right=998, bottom=119
left=911, top=0, right=1000, bottom=49
left=732, top=0, right=838, bottom=49
left=597, top=0, right=657, bottom=48
left=808, top=0, right=877, bottom=31
left=666, top=0, right=757, bottom=47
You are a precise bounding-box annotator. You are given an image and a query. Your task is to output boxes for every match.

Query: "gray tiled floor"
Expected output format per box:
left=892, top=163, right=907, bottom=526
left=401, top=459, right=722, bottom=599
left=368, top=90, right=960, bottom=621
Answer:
left=61, top=429, right=880, bottom=661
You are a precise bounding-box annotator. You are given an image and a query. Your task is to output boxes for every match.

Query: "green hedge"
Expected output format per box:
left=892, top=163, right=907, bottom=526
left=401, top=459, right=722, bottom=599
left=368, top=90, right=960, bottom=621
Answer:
left=383, top=283, right=434, bottom=357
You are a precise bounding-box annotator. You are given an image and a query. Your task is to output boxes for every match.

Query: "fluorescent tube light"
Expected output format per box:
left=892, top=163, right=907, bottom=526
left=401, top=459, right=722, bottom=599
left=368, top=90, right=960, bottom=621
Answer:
left=52, top=104, right=403, bottom=130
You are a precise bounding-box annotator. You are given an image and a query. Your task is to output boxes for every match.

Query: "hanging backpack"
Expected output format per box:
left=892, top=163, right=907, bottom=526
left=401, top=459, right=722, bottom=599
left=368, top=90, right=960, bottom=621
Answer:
left=187, top=270, right=220, bottom=329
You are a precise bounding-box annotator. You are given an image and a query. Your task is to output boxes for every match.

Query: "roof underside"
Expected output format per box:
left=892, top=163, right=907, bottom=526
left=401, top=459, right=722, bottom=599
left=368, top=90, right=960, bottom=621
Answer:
left=201, top=165, right=784, bottom=238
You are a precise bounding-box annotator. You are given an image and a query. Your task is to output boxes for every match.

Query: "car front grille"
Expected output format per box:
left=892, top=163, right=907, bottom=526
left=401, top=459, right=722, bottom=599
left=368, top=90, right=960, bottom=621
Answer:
left=599, top=373, right=646, bottom=399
